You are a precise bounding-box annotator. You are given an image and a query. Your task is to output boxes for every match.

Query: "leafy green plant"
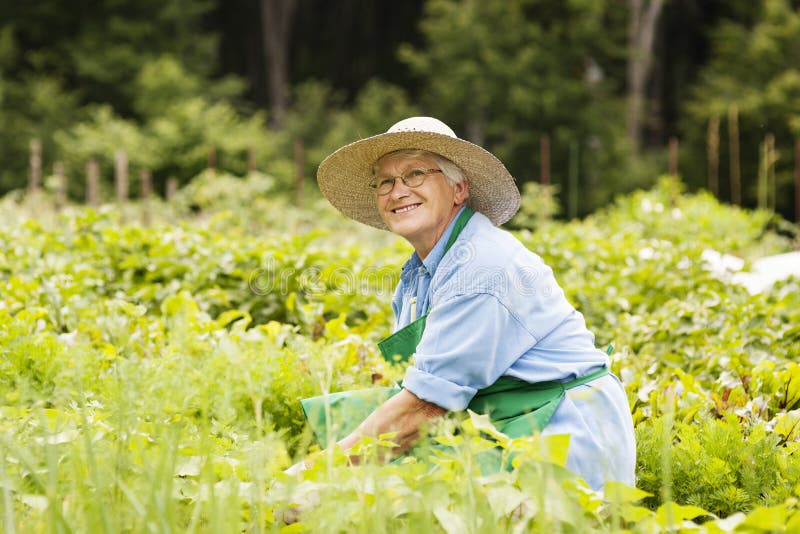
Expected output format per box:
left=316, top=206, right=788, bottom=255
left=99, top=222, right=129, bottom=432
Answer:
left=2, top=177, right=800, bottom=531
left=636, top=415, right=798, bottom=517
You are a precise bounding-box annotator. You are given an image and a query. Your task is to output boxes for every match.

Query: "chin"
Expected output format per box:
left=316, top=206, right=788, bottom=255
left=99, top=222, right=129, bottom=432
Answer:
left=387, top=220, right=416, bottom=236
left=383, top=211, right=415, bottom=229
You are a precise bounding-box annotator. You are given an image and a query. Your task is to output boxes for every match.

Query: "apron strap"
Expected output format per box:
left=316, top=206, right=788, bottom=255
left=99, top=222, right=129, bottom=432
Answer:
left=444, top=205, right=474, bottom=253
left=467, top=366, right=610, bottom=429
left=562, top=365, right=609, bottom=391
left=378, top=206, right=474, bottom=364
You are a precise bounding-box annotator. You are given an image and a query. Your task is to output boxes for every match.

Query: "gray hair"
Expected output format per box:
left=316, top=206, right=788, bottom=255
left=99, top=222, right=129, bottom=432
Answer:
left=374, top=149, right=468, bottom=188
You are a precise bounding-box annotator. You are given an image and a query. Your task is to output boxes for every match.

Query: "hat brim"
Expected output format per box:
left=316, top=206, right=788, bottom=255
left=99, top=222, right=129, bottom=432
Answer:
left=316, top=131, right=520, bottom=229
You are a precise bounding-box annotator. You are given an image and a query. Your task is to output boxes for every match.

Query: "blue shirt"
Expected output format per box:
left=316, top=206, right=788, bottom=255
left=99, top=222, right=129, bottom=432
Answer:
left=392, top=207, right=636, bottom=489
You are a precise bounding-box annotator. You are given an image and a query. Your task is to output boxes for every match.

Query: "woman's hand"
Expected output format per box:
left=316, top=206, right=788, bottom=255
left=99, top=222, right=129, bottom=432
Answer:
left=275, top=389, right=445, bottom=524
left=337, top=388, right=446, bottom=460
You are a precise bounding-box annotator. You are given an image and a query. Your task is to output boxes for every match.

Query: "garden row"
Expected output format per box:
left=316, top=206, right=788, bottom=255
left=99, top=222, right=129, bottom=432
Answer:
left=1, top=178, right=799, bottom=531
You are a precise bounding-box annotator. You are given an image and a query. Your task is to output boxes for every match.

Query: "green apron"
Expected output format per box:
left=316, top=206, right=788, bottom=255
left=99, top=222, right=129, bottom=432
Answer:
left=301, top=206, right=608, bottom=453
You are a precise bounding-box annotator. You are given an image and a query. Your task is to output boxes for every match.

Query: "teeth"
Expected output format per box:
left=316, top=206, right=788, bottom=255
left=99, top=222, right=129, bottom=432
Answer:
left=394, top=204, right=420, bottom=214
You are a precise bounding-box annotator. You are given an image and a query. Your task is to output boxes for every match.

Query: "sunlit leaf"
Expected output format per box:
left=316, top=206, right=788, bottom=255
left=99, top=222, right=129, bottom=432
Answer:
left=604, top=481, right=652, bottom=504
left=655, top=502, right=709, bottom=526
left=737, top=504, right=787, bottom=532
left=433, top=506, right=468, bottom=534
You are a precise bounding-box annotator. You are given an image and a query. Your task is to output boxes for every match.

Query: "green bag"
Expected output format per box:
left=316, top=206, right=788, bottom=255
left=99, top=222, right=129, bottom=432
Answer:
left=301, top=386, right=401, bottom=447
left=300, top=369, right=608, bottom=447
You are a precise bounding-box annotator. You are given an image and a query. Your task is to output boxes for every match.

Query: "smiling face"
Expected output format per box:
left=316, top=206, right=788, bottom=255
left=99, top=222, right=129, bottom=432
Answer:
left=374, top=152, right=469, bottom=259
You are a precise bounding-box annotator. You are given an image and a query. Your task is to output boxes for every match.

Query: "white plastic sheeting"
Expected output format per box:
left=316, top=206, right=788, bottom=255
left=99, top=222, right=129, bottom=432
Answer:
left=702, top=250, right=800, bottom=294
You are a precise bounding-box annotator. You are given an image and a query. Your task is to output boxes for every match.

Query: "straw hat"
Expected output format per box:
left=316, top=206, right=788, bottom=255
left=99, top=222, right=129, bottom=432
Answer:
left=317, top=117, right=520, bottom=229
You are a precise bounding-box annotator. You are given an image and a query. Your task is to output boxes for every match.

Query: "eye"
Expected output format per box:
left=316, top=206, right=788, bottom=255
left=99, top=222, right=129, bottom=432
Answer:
left=406, top=169, right=426, bottom=178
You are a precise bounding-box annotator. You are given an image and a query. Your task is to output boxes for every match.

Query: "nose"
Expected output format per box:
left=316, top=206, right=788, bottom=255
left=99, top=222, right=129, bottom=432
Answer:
left=389, top=178, right=412, bottom=199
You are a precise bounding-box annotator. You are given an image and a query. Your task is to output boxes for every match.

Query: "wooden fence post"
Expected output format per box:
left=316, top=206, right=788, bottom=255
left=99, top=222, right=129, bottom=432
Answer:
left=247, top=145, right=256, bottom=174
left=568, top=140, right=579, bottom=219
left=668, top=136, right=679, bottom=177
left=540, top=134, right=550, bottom=186
left=114, top=150, right=128, bottom=203
left=766, top=133, right=776, bottom=212
left=707, top=116, right=720, bottom=197
left=140, top=169, right=152, bottom=226
left=140, top=169, right=152, bottom=199
left=208, top=146, right=217, bottom=174
left=795, top=139, right=800, bottom=223
left=166, top=177, right=178, bottom=202
left=728, top=105, right=741, bottom=206
left=667, top=136, right=679, bottom=206
left=86, top=159, right=100, bottom=206
left=54, top=162, right=66, bottom=211
left=757, top=135, right=768, bottom=210
left=294, top=138, right=304, bottom=208
left=29, top=139, right=42, bottom=193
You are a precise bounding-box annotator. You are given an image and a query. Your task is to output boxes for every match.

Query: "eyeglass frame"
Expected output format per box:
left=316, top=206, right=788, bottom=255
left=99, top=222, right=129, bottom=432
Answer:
left=369, top=168, right=444, bottom=196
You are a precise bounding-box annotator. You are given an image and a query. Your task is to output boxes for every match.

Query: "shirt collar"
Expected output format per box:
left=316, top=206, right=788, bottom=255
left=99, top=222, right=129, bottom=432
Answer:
left=400, top=205, right=467, bottom=279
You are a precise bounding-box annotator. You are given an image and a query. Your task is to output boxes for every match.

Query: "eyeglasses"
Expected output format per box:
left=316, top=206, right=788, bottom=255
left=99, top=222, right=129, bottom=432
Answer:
left=370, top=168, right=443, bottom=196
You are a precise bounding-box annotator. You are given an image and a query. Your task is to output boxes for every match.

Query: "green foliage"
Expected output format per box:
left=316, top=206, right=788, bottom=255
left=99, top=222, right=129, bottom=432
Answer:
left=399, top=0, right=642, bottom=215
left=509, top=182, right=561, bottom=230
left=171, top=170, right=279, bottom=214
left=0, top=207, right=402, bottom=340
left=682, top=0, right=800, bottom=212
left=23, top=0, right=218, bottom=111
left=2, top=177, right=800, bottom=530
left=144, top=96, right=276, bottom=181
left=53, top=57, right=290, bottom=197
left=284, top=79, right=420, bottom=182
left=686, top=0, right=800, bottom=122
left=636, top=416, right=797, bottom=517
left=131, top=55, right=247, bottom=118
left=0, top=66, right=80, bottom=193
left=0, top=0, right=220, bottom=193
left=53, top=105, right=152, bottom=194
left=2, top=0, right=800, bottom=225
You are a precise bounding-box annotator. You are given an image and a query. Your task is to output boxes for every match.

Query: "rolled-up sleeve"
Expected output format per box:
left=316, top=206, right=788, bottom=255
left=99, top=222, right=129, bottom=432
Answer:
left=402, top=292, right=537, bottom=411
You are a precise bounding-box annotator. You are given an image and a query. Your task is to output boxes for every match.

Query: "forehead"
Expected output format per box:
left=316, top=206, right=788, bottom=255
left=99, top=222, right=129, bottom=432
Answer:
left=375, top=152, right=436, bottom=174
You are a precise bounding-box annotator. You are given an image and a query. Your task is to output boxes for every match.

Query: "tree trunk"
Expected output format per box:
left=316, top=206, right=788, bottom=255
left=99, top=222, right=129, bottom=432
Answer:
left=728, top=105, right=741, bottom=205
left=626, top=0, right=665, bottom=152
left=465, top=117, right=485, bottom=147
left=260, top=0, right=296, bottom=129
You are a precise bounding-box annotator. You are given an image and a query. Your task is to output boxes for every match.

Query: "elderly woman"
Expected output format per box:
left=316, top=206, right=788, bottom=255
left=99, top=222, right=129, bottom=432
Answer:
left=296, top=117, right=635, bottom=490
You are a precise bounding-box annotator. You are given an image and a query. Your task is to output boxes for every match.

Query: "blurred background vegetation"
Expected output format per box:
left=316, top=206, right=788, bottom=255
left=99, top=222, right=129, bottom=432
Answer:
left=1, top=0, right=799, bottom=221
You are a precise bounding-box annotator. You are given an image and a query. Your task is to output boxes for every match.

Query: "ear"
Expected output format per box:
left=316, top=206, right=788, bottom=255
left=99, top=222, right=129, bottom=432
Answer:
left=453, top=179, right=469, bottom=205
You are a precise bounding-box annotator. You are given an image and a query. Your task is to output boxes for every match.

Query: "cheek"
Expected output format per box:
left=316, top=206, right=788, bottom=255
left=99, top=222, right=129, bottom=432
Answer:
left=376, top=198, right=396, bottom=223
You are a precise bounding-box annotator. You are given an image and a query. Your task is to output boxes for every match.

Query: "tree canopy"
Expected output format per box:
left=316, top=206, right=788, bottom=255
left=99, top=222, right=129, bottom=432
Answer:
left=1, top=0, right=798, bottom=220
